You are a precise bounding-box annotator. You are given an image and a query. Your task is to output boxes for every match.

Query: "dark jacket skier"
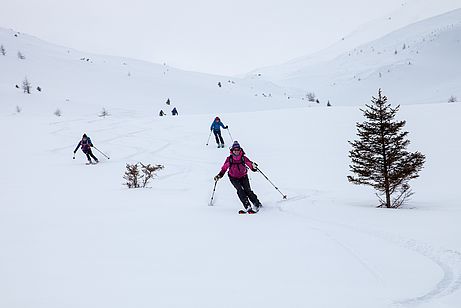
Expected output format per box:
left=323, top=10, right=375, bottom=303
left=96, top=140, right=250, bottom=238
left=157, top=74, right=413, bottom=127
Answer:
left=214, top=141, right=262, bottom=213
left=159, top=110, right=165, bottom=116
left=172, top=107, right=178, bottom=115
left=73, top=133, right=98, bottom=164
left=210, top=116, right=228, bottom=148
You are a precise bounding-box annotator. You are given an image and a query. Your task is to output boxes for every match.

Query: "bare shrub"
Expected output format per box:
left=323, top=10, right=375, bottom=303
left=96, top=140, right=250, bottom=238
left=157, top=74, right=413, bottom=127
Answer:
left=124, top=163, right=164, bottom=188
left=22, top=77, right=31, bottom=94
left=306, top=92, right=316, bottom=102
left=99, top=108, right=110, bottom=117
left=448, top=96, right=457, bottom=103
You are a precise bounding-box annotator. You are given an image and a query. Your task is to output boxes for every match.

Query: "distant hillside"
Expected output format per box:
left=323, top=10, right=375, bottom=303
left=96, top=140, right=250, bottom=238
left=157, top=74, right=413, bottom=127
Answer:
left=0, top=28, right=308, bottom=117
left=250, top=8, right=461, bottom=105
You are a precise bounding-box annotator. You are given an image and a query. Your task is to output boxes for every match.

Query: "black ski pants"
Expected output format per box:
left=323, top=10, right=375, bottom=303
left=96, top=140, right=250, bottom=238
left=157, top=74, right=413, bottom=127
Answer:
left=229, top=175, right=261, bottom=209
left=213, top=130, right=224, bottom=145
left=84, top=148, right=98, bottom=162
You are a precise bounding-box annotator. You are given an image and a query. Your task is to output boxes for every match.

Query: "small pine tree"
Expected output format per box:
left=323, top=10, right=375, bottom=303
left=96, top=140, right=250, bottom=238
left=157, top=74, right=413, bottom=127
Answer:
left=22, top=77, right=31, bottom=94
left=16, top=106, right=21, bottom=113
left=327, top=100, right=331, bottom=107
left=0, top=45, right=6, bottom=56
left=348, top=89, right=425, bottom=208
left=54, top=108, right=62, bottom=117
left=448, top=96, right=457, bottom=103
left=17, top=51, right=25, bottom=59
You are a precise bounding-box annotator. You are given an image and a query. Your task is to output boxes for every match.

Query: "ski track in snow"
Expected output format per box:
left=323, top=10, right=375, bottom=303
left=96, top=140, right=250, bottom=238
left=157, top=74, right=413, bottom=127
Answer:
left=276, top=198, right=461, bottom=307
left=32, top=114, right=461, bottom=307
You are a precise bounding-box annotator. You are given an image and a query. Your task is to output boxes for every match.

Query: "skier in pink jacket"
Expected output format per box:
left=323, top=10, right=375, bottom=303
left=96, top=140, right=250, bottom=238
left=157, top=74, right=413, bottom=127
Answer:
left=214, top=141, right=262, bottom=213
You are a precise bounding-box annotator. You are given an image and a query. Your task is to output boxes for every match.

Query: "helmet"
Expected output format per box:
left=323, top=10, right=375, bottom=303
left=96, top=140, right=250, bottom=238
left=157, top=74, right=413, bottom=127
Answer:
left=215, top=117, right=220, bottom=121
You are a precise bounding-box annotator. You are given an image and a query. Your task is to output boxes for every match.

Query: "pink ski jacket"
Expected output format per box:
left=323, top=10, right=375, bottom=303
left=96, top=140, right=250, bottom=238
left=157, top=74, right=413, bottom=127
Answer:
left=219, top=150, right=255, bottom=179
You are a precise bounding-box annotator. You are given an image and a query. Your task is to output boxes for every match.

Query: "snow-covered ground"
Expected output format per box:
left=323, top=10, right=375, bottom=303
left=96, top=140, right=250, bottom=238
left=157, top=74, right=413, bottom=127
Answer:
left=0, top=27, right=307, bottom=118
left=1, top=8, right=461, bottom=307
left=251, top=7, right=461, bottom=106
left=1, top=101, right=461, bottom=308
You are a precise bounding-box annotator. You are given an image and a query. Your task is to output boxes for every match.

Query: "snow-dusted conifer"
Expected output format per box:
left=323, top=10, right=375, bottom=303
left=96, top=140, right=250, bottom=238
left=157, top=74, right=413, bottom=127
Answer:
left=348, top=89, right=425, bottom=208
left=0, top=45, right=6, bottom=56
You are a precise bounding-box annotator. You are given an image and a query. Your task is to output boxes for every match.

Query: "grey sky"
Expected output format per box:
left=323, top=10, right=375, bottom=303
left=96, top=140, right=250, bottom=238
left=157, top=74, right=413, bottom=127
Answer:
left=1, top=0, right=405, bottom=75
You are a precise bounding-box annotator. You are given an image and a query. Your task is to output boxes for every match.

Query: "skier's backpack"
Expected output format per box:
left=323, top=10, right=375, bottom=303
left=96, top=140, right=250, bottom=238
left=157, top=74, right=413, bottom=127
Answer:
left=228, top=149, right=247, bottom=170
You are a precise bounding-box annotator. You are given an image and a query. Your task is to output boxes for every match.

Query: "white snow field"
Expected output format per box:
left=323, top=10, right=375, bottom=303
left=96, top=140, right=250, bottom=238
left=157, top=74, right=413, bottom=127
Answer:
left=251, top=7, right=461, bottom=106
left=1, top=102, right=461, bottom=308
left=1, top=9, right=461, bottom=307
left=0, top=26, right=306, bottom=118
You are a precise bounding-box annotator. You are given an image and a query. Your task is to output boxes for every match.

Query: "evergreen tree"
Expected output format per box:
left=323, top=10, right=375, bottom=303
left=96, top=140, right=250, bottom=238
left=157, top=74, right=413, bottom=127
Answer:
left=0, top=45, right=6, bottom=56
left=348, top=89, right=425, bottom=208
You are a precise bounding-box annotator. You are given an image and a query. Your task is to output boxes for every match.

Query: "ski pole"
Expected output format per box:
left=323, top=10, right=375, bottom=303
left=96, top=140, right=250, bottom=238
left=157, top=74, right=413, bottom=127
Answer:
left=226, top=127, right=233, bottom=142
left=93, top=146, right=110, bottom=159
left=209, top=179, right=218, bottom=206
left=206, top=130, right=212, bottom=146
left=257, top=166, right=287, bottom=199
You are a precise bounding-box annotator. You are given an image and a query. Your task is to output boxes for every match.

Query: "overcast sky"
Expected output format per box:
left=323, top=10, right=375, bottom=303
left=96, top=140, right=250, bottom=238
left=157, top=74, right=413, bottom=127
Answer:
left=1, top=0, right=406, bottom=75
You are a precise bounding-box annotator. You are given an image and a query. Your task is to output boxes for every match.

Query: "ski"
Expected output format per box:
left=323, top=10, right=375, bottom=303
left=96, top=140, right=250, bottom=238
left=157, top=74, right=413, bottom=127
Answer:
left=239, top=208, right=260, bottom=214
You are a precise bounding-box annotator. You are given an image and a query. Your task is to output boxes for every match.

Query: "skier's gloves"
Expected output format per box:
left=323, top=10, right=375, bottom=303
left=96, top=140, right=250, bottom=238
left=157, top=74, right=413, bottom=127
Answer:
left=251, top=162, right=258, bottom=171
left=224, top=126, right=228, bottom=129
left=214, top=174, right=223, bottom=181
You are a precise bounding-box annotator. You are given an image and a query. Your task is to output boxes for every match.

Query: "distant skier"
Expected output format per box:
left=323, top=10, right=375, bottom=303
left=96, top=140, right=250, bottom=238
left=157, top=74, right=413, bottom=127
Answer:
left=210, top=116, right=228, bottom=148
left=159, top=110, right=165, bottom=116
left=73, top=133, right=98, bottom=164
left=214, top=141, right=262, bottom=213
left=171, top=107, right=178, bottom=116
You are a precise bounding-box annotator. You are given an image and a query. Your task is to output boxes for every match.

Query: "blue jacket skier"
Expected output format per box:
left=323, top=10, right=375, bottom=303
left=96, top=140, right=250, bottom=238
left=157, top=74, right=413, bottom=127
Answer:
left=73, top=133, right=99, bottom=164
left=210, top=116, right=228, bottom=148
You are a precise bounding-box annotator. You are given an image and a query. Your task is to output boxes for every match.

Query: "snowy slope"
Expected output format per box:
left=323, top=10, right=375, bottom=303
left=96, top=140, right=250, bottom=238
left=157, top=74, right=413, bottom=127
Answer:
left=0, top=27, right=306, bottom=117
left=1, top=101, right=461, bottom=308
left=1, top=12, right=461, bottom=308
left=250, top=6, right=461, bottom=105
